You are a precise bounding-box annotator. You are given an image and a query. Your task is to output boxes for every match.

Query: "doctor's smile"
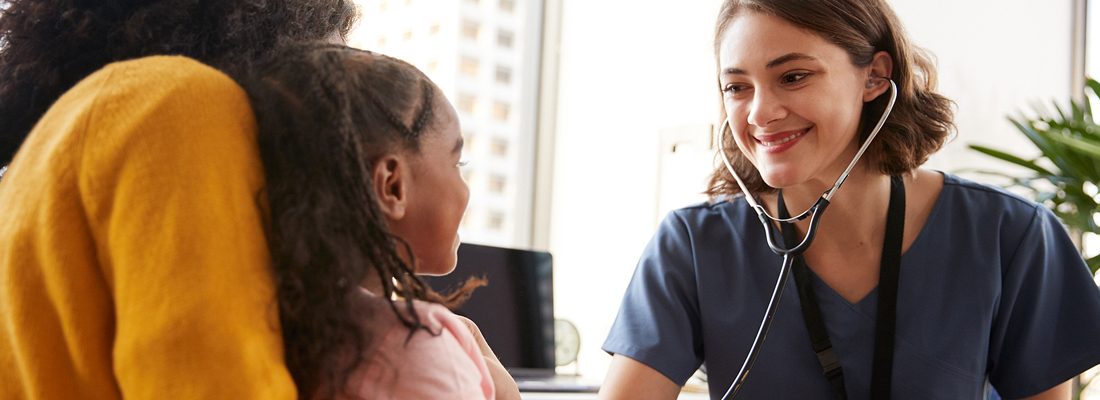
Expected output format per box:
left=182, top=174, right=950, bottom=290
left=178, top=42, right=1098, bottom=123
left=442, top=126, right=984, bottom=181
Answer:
left=754, top=126, right=811, bottom=151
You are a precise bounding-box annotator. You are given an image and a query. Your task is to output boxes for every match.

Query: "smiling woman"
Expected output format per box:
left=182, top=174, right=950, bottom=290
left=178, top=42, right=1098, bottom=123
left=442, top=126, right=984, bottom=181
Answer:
left=598, top=1, right=1100, bottom=400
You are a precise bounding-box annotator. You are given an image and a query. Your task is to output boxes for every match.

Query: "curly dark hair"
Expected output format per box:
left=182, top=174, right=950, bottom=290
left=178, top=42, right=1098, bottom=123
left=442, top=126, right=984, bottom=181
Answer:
left=244, top=42, right=483, bottom=399
left=707, top=0, right=956, bottom=197
left=0, top=0, right=359, bottom=165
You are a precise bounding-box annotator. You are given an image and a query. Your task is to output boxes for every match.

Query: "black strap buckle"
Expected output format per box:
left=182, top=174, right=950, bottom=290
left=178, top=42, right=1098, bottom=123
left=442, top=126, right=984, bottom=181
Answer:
left=816, top=346, right=842, bottom=376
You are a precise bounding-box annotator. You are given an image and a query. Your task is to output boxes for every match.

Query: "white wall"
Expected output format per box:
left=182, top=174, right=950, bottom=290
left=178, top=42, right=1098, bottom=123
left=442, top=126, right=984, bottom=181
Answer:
left=547, top=0, right=1075, bottom=381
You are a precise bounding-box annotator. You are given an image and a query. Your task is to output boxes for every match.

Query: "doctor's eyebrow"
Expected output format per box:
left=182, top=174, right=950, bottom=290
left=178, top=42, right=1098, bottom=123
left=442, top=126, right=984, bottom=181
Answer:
left=722, top=52, right=818, bottom=75
left=453, top=137, right=464, bottom=153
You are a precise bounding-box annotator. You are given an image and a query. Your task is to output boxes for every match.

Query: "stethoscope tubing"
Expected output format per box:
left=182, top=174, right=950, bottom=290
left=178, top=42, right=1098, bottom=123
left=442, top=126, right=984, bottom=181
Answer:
left=720, top=252, right=796, bottom=400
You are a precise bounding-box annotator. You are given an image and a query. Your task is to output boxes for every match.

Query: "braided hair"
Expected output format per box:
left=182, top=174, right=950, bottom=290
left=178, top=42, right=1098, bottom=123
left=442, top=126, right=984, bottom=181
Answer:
left=244, top=42, right=481, bottom=399
left=0, top=0, right=359, bottom=165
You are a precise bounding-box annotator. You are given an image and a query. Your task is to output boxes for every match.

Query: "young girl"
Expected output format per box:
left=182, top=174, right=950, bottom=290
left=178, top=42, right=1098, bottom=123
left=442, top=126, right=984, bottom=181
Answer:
left=600, top=1, right=1100, bottom=399
left=244, top=42, right=520, bottom=400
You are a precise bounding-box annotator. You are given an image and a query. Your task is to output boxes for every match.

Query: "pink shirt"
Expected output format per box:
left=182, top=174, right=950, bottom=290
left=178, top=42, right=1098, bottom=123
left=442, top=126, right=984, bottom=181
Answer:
left=345, top=290, right=495, bottom=400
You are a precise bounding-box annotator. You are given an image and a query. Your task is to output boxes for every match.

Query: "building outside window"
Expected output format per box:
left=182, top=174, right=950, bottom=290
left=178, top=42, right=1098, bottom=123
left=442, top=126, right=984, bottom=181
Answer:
left=489, top=174, right=507, bottom=193
left=458, top=94, right=477, bottom=115
left=462, top=20, right=481, bottom=41
left=500, top=0, right=516, bottom=13
left=497, top=30, right=514, bottom=48
left=460, top=56, right=480, bottom=78
left=490, top=138, right=508, bottom=157
left=429, top=23, right=441, bottom=36
left=495, top=65, right=512, bottom=84
left=487, top=212, right=506, bottom=231
left=492, top=101, right=510, bottom=121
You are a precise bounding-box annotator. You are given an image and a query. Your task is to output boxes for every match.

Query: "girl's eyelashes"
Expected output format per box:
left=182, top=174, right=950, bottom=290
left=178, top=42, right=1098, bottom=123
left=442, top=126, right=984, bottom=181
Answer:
left=457, top=159, right=469, bottom=168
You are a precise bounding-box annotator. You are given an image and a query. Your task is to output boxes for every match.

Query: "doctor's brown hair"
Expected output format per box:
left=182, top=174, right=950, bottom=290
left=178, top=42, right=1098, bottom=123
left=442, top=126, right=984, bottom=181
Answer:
left=706, top=0, right=955, bottom=198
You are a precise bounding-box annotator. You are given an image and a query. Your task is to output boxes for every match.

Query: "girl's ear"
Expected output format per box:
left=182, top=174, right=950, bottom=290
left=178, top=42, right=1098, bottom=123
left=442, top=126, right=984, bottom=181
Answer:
left=373, top=154, right=408, bottom=221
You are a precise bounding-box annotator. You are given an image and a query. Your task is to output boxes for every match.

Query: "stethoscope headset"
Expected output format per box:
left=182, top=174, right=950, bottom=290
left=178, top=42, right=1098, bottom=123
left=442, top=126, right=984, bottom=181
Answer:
left=717, top=77, right=898, bottom=400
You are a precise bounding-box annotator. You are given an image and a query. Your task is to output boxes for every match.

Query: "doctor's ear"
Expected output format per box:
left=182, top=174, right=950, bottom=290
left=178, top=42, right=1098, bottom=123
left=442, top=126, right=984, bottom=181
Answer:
left=863, top=51, right=894, bottom=102
left=372, top=154, right=409, bottom=221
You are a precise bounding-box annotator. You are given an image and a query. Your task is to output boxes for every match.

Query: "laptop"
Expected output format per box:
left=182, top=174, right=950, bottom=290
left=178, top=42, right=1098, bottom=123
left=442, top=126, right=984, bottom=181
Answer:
left=424, top=243, right=600, bottom=393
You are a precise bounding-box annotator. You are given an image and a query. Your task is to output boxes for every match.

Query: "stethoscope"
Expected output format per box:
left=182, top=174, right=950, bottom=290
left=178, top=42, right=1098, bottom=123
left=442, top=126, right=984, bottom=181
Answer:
left=718, top=78, right=898, bottom=400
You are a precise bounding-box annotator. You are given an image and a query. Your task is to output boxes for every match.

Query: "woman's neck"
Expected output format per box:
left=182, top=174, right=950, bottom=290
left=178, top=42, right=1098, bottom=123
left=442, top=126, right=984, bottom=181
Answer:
left=762, top=166, right=892, bottom=243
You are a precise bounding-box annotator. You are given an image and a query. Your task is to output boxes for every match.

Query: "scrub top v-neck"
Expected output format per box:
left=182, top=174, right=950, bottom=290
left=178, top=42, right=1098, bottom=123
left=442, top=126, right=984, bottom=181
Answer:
left=602, top=173, right=1100, bottom=400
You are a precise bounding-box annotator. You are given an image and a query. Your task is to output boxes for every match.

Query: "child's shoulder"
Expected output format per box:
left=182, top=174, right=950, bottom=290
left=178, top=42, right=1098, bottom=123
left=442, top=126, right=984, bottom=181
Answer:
left=351, top=289, right=493, bottom=399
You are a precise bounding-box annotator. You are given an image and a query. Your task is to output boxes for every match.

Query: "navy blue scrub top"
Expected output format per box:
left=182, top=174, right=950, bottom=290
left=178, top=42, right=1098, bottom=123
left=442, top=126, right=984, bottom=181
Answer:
left=603, top=174, right=1100, bottom=400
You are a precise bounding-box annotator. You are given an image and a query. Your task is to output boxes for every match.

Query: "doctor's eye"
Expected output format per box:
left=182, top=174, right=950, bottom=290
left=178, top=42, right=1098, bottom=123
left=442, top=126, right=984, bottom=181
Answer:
left=457, top=159, right=469, bottom=168
left=780, top=72, right=812, bottom=85
left=722, top=83, right=752, bottom=95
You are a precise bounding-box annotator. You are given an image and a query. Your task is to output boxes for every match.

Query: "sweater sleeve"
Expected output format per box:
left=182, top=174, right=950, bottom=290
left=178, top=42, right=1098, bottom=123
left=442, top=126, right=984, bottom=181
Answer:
left=77, top=57, right=296, bottom=399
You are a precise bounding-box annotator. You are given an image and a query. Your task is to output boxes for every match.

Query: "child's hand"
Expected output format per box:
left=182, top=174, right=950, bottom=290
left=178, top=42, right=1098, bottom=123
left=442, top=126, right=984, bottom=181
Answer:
left=456, top=316, right=522, bottom=400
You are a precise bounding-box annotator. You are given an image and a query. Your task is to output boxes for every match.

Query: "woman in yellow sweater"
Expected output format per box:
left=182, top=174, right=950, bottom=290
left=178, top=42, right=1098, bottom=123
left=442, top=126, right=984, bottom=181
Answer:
left=0, top=1, right=356, bottom=399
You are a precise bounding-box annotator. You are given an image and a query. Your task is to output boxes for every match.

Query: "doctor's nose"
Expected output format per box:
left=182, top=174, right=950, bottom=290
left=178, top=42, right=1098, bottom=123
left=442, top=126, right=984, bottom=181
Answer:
left=747, top=88, right=788, bottom=128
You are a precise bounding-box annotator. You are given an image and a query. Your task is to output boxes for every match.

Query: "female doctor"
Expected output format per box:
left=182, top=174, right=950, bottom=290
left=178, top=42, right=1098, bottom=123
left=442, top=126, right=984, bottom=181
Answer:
left=599, top=0, right=1100, bottom=399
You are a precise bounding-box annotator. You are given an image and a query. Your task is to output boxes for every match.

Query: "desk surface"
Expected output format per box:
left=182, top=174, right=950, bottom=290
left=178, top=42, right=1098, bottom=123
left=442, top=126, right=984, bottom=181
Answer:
left=521, top=393, right=709, bottom=400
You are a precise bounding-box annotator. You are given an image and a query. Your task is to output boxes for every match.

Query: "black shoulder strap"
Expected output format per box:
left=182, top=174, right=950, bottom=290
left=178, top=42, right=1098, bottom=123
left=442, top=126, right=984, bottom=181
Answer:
left=779, top=175, right=905, bottom=400
left=778, top=194, right=848, bottom=400
left=869, top=175, right=905, bottom=399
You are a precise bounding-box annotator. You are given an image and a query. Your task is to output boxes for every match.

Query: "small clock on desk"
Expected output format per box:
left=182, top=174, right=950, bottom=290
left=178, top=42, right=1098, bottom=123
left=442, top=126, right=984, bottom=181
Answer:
left=554, top=319, right=580, bottom=367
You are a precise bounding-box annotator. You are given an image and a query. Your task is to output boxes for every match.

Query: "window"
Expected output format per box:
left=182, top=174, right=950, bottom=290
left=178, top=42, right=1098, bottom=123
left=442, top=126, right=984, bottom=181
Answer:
left=495, top=66, right=512, bottom=84
left=492, top=101, right=510, bottom=121
left=462, top=20, right=480, bottom=40
left=429, top=23, right=441, bottom=36
left=425, top=59, right=438, bottom=73
left=402, top=29, right=413, bottom=42
left=489, top=175, right=507, bottom=193
left=376, top=35, right=387, bottom=48
left=458, top=94, right=477, bottom=115
left=463, top=133, right=476, bottom=153
left=499, top=0, right=515, bottom=12
left=405, top=0, right=413, bottom=4
left=490, top=138, right=508, bottom=157
left=460, top=57, right=480, bottom=78
left=497, top=30, right=514, bottom=48
left=487, top=212, right=505, bottom=230
left=465, top=0, right=481, bottom=4
left=379, top=1, right=388, bottom=12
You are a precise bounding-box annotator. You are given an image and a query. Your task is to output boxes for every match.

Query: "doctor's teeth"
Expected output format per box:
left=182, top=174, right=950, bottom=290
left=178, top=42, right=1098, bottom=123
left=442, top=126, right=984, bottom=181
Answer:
left=762, top=131, right=804, bottom=147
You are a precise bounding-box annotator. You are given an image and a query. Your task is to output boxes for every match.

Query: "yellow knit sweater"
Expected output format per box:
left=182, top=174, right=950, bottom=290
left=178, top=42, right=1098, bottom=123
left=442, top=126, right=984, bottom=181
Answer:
left=0, top=56, right=296, bottom=399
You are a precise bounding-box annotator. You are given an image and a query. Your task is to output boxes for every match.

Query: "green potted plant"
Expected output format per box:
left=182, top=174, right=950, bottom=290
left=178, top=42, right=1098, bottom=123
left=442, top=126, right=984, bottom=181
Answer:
left=968, top=79, right=1100, bottom=275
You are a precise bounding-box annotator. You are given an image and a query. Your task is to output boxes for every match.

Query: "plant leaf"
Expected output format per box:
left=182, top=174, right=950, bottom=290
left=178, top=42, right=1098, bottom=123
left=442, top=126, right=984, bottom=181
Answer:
left=968, top=145, right=1057, bottom=176
left=1045, top=132, right=1100, bottom=157
left=1088, top=255, right=1100, bottom=275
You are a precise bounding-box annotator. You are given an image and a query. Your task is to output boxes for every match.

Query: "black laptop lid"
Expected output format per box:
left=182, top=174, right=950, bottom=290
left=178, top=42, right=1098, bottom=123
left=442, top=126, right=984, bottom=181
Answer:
left=424, top=243, right=555, bottom=371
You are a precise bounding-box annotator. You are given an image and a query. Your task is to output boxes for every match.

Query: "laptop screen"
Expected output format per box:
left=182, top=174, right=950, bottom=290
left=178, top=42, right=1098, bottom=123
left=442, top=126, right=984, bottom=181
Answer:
left=424, top=243, right=555, bottom=372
